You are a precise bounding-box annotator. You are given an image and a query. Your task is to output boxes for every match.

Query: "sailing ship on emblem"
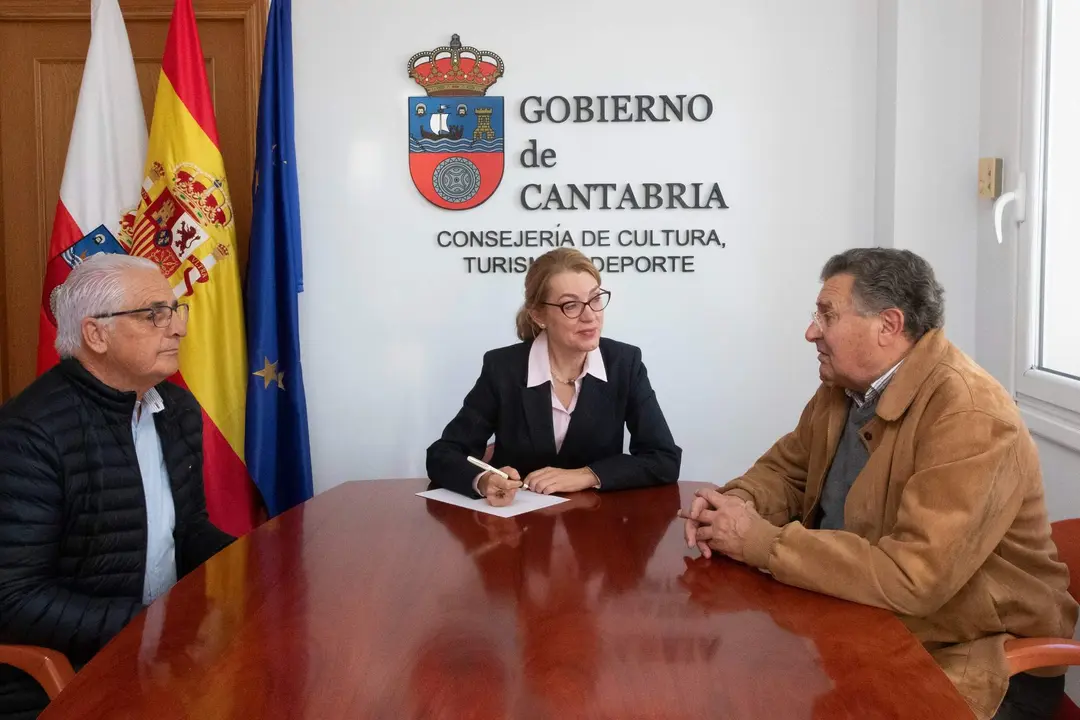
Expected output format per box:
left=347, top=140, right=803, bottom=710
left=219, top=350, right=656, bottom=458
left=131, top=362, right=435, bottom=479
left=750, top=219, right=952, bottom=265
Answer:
left=418, top=104, right=465, bottom=141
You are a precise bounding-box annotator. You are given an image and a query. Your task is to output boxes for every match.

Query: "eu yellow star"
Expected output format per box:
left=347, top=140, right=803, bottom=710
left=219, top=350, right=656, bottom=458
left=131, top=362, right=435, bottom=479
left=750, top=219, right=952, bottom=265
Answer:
left=253, top=357, right=285, bottom=390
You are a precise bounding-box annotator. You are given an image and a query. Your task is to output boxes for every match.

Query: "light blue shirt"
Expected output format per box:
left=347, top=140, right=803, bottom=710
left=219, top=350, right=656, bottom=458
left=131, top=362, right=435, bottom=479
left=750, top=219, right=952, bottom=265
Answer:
left=132, top=387, right=177, bottom=605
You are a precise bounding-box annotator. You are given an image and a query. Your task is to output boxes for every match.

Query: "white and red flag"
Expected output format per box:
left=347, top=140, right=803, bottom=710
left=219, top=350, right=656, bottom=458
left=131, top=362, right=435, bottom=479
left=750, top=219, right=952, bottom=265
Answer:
left=36, top=0, right=146, bottom=373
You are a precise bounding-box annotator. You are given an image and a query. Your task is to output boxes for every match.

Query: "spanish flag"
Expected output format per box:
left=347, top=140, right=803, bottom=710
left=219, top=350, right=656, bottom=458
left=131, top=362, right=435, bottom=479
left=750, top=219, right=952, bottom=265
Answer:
left=121, top=0, right=258, bottom=536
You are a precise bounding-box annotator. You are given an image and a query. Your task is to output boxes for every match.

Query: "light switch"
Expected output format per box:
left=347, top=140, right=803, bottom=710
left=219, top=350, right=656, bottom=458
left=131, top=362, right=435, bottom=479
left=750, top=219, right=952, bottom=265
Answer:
left=979, top=157, right=1003, bottom=199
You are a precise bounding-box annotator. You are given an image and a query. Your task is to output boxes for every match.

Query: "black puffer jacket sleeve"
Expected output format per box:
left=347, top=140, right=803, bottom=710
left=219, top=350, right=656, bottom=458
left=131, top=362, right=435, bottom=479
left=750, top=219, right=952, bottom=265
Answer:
left=178, top=492, right=234, bottom=574
left=158, top=383, right=235, bottom=574
left=0, top=416, right=143, bottom=660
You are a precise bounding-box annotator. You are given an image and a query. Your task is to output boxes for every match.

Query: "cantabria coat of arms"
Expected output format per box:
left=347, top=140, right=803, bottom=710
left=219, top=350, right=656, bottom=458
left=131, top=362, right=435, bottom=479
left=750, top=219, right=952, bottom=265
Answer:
left=408, top=34, right=504, bottom=210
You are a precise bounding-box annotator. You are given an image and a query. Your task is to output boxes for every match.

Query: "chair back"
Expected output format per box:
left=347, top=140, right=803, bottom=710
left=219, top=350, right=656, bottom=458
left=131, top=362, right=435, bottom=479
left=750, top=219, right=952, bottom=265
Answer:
left=0, top=644, right=75, bottom=699
left=1052, top=518, right=1080, bottom=602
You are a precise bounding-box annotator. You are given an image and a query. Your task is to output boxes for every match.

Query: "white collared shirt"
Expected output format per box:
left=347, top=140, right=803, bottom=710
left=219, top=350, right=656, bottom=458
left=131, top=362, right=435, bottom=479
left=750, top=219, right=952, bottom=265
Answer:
left=132, top=387, right=177, bottom=605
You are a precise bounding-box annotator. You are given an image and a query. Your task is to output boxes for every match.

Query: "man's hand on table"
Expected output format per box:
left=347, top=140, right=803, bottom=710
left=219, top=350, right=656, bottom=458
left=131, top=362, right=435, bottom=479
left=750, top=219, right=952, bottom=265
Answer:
left=679, top=488, right=762, bottom=562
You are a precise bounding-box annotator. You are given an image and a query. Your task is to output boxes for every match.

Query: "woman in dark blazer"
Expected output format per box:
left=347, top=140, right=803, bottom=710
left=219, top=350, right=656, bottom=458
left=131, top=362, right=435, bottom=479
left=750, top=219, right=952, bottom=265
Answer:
left=426, top=248, right=681, bottom=506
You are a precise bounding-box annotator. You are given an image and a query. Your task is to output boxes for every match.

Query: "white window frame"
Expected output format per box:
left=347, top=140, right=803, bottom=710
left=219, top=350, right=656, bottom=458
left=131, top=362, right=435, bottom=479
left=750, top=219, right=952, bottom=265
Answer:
left=1014, top=0, right=1080, bottom=451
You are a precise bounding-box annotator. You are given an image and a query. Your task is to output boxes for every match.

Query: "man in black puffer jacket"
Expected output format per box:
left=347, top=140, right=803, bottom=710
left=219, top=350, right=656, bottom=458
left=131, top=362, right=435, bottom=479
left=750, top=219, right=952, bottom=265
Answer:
left=0, top=254, right=235, bottom=719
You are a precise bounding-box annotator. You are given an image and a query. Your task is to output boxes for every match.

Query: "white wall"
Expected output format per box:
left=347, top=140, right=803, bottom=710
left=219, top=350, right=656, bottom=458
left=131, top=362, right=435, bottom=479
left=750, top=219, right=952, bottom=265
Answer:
left=292, top=0, right=878, bottom=491
left=289, top=0, right=1077, bottom=501
left=975, top=0, right=1022, bottom=394
left=877, top=0, right=982, bottom=356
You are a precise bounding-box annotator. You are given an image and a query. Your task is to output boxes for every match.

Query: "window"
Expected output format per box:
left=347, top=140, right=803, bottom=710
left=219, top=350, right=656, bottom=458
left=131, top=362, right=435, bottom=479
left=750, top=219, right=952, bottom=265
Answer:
left=1037, top=1, right=1080, bottom=383
left=1015, top=0, right=1080, bottom=437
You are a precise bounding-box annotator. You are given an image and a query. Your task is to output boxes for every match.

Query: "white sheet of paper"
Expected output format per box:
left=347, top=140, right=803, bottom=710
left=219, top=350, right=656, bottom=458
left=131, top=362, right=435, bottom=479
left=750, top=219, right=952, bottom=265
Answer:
left=416, top=488, right=569, bottom=518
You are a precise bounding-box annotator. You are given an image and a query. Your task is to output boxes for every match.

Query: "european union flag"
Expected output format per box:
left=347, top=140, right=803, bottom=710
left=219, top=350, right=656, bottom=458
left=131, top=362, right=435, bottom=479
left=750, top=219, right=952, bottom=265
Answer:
left=244, top=0, right=312, bottom=518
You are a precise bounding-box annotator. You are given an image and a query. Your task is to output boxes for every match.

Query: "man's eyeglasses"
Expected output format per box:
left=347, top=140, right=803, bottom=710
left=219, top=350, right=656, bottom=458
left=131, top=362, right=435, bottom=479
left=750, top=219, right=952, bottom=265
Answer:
left=94, top=303, right=189, bottom=328
left=810, top=310, right=838, bottom=333
left=541, top=290, right=611, bottom=319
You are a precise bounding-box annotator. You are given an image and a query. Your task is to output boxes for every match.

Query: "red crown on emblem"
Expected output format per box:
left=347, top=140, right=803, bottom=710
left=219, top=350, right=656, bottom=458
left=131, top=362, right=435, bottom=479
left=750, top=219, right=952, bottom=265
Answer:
left=408, top=34, right=504, bottom=97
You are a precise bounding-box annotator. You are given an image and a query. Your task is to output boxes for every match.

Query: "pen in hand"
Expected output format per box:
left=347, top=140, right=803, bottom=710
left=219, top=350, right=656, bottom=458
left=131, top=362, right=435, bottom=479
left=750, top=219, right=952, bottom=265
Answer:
left=466, top=455, right=529, bottom=490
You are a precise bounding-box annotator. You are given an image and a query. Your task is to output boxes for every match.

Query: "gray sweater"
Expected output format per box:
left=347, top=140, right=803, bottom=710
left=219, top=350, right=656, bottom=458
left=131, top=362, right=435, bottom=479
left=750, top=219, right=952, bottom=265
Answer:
left=817, top=395, right=880, bottom=531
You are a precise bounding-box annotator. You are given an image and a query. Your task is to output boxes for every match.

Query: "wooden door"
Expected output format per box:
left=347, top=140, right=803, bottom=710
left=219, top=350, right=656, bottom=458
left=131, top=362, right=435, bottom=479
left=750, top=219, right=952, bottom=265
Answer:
left=0, top=0, right=267, bottom=401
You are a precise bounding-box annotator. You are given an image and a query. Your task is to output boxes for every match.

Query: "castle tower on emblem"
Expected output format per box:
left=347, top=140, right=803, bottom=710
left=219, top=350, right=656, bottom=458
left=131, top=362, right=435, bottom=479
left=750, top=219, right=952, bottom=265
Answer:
left=407, top=34, right=505, bottom=210
left=473, top=108, right=494, bottom=141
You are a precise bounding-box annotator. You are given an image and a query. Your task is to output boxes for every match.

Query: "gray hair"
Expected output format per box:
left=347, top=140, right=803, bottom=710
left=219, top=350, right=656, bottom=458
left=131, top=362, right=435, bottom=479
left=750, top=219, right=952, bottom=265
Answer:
left=820, top=248, right=945, bottom=341
left=52, top=253, right=161, bottom=358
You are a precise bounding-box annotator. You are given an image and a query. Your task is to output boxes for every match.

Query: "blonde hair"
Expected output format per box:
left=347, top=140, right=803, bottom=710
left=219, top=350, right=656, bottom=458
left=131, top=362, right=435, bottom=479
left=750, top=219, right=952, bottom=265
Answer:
left=515, top=248, right=602, bottom=341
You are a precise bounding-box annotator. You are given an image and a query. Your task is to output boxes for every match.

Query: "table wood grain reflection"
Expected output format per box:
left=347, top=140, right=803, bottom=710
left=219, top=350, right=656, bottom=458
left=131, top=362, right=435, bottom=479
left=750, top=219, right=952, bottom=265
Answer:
left=40, top=480, right=971, bottom=719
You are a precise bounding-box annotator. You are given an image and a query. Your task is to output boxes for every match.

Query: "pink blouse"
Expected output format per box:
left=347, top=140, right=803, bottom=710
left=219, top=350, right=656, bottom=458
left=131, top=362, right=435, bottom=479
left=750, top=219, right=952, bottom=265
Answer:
left=526, top=331, right=607, bottom=452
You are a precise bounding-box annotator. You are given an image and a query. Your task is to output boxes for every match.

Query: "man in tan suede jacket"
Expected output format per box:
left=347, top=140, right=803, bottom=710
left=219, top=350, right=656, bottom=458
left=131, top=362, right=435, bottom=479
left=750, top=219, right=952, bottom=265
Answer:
left=682, top=248, right=1077, bottom=720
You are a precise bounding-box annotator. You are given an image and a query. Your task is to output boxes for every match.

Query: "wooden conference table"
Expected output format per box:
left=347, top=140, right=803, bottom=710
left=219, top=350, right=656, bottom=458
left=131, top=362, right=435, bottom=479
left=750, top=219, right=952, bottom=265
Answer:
left=40, top=480, right=971, bottom=719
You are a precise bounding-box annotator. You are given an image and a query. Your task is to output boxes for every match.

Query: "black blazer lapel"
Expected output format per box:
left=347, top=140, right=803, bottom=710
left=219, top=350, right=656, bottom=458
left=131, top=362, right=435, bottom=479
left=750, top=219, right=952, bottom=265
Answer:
left=560, top=375, right=616, bottom=458
left=522, top=383, right=557, bottom=457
